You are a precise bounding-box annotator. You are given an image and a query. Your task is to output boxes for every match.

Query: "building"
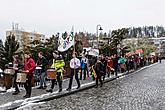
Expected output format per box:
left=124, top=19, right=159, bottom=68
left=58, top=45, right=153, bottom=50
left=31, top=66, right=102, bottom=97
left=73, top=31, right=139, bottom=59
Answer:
left=6, top=28, right=45, bottom=48
left=149, top=37, right=165, bottom=58
left=123, top=37, right=165, bottom=58
left=75, top=32, right=89, bottom=47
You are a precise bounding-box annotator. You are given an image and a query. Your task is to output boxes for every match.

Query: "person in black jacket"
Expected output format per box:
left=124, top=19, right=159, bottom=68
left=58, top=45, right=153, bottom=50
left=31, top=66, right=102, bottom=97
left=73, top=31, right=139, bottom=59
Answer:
left=94, top=57, right=104, bottom=88
left=101, top=54, right=107, bottom=81
left=36, top=52, right=48, bottom=89
left=112, top=54, right=119, bottom=77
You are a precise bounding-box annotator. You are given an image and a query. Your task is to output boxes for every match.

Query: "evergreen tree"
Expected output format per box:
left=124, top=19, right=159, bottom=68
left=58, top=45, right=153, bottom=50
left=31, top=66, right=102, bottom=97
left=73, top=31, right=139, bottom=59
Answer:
left=0, top=40, right=6, bottom=69
left=4, top=34, right=19, bottom=63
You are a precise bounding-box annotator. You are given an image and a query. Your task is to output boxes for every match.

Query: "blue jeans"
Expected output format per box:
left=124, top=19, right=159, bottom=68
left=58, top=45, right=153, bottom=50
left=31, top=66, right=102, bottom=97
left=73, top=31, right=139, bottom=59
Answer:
left=39, top=72, right=46, bottom=87
left=35, top=69, right=46, bottom=87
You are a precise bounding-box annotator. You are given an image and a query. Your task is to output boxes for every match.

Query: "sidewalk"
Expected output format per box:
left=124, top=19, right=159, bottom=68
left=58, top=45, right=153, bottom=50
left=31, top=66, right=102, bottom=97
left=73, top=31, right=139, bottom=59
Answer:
left=0, top=63, right=158, bottom=110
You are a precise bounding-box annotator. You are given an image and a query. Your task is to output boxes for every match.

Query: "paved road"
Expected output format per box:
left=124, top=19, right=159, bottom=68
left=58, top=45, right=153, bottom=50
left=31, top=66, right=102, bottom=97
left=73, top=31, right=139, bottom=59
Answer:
left=21, top=61, right=165, bottom=110
left=0, top=75, right=94, bottom=105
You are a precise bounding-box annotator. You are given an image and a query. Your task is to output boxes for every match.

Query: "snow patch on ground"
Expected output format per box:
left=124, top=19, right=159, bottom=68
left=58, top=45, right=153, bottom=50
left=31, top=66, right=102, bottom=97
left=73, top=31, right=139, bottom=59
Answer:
left=0, top=87, right=25, bottom=94
left=0, top=87, right=6, bottom=91
left=0, top=102, right=13, bottom=108
left=0, top=99, right=24, bottom=108
left=6, top=87, right=15, bottom=93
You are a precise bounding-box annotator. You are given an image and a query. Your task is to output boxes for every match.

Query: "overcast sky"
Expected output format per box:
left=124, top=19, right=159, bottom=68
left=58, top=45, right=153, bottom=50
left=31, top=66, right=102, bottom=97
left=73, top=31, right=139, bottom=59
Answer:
left=0, top=0, right=165, bottom=40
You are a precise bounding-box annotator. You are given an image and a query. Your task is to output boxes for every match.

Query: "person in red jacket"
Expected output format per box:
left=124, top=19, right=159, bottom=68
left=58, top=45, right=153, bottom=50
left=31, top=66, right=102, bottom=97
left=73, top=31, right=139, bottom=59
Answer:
left=23, top=51, right=36, bottom=98
left=107, top=57, right=114, bottom=77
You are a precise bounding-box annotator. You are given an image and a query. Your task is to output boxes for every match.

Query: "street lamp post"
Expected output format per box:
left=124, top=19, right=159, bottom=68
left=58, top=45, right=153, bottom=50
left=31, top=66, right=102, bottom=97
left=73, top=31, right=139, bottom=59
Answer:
left=96, top=24, right=103, bottom=48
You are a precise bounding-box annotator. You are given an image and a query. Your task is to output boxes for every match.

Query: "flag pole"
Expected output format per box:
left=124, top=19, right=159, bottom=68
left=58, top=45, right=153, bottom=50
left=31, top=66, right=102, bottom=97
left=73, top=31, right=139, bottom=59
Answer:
left=72, top=25, right=75, bottom=53
left=72, top=26, right=76, bottom=78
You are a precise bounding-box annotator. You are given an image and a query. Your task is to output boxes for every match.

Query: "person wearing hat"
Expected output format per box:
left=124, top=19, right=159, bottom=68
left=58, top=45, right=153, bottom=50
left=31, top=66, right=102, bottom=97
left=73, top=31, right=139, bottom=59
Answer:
left=46, top=51, right=65, bottom=93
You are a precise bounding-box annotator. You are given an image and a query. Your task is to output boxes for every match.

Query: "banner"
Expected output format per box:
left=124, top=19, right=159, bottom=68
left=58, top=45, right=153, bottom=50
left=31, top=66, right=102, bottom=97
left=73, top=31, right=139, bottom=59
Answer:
left=83, top=47, right=99, bottom=56
left=58, top=32, right=74, bottom=52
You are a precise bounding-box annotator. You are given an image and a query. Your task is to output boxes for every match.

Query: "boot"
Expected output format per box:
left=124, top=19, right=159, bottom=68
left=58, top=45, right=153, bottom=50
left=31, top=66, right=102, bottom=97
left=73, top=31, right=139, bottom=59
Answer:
left=37, top=86, right=43, bottom=89
left=23, top=94, right=30, bottom=98
left=58, top=88, right=62, bottom=92
left=66, top=88, right=71, bottom=91
left=12, top=91, right=20, bottom=95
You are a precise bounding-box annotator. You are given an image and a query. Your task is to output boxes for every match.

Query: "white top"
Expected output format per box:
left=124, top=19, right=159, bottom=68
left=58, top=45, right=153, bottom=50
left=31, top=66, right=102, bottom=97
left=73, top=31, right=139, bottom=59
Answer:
left=81, top=57, right=88, bottom=64
left=0, top=69, right=3, bottom=73
left=70, top=58, right=80, bottom=69
left=36, top=67, right=42, bottom=69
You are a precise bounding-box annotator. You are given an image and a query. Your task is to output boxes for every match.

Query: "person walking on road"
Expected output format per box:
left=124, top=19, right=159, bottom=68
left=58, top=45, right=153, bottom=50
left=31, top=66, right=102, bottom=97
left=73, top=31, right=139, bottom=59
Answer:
left=107, top=57, right=114, bottom=77
left=66, top=52, right=81, bottom=91
left=94, top=57, right=104, bottom=88
left=12, top=55, right=23, bottom=95
left=36, top=52, right=48, bottom=89
left=112, top=54, right=119, bottom=77
left=101, top=54, right=107, bottom=81
left=23, top=51, right=36, bottom=98
left=80, top=54, right=88, bottom=80
left=159, top=55, right=162, bottom=63
left=46, top=51, right=65, bottom=93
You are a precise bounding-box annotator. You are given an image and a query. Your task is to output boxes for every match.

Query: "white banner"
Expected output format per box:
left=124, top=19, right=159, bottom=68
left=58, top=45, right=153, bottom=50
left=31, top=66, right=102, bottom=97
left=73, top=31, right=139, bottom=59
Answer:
left=58, top=32, right=74, bottom=52
left=83, top=47, right=99, bottom=56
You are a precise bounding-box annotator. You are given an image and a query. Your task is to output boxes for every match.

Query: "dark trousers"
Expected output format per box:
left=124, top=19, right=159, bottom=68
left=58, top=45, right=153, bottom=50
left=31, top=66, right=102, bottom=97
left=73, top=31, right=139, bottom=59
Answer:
left=13, top=73, right=19, bottom=92
left=102, top=69, right=106, bottom=81
left=107, top=69, right=114, bottom=77
left=68, top=69, right=80, bottom=89
left=126, top=65, right=130, bottom=73
left=51, top=72, right=62, bottom=90
left=96, top=74, right=103, bottom=86
left=114, top=66, right=118, bottom=76
left=121, top=68, right=125, bottom=73
left=24, top=74, right=33, bottom=96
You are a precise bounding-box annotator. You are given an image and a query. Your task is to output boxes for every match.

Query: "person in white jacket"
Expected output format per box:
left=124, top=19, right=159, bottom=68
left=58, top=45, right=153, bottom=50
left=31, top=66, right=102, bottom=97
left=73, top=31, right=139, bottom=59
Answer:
left=66, top=52, right=81, bottom=91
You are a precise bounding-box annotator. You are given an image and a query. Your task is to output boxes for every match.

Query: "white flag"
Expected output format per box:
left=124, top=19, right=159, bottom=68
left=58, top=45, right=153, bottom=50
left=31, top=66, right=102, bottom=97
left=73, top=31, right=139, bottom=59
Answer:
left=58, top=32, right=74, bottom=52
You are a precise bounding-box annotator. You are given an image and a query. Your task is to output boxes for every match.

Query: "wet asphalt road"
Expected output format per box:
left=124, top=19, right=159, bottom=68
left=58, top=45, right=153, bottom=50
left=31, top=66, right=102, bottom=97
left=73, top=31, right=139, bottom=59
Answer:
left=18, top=61, right=165, bottom=110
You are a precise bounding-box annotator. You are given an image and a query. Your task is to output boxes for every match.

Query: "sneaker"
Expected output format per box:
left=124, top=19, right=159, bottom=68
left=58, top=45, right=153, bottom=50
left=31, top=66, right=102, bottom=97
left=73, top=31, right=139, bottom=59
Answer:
left=58, top=89, right=62, bottom=92
left=66, top=88, right=71, bottom=91
left=46, top=89, right=53, bottom=93
left=37, top=86, right=43, bottom=89
left=12, top=91, right=20, bottom=95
